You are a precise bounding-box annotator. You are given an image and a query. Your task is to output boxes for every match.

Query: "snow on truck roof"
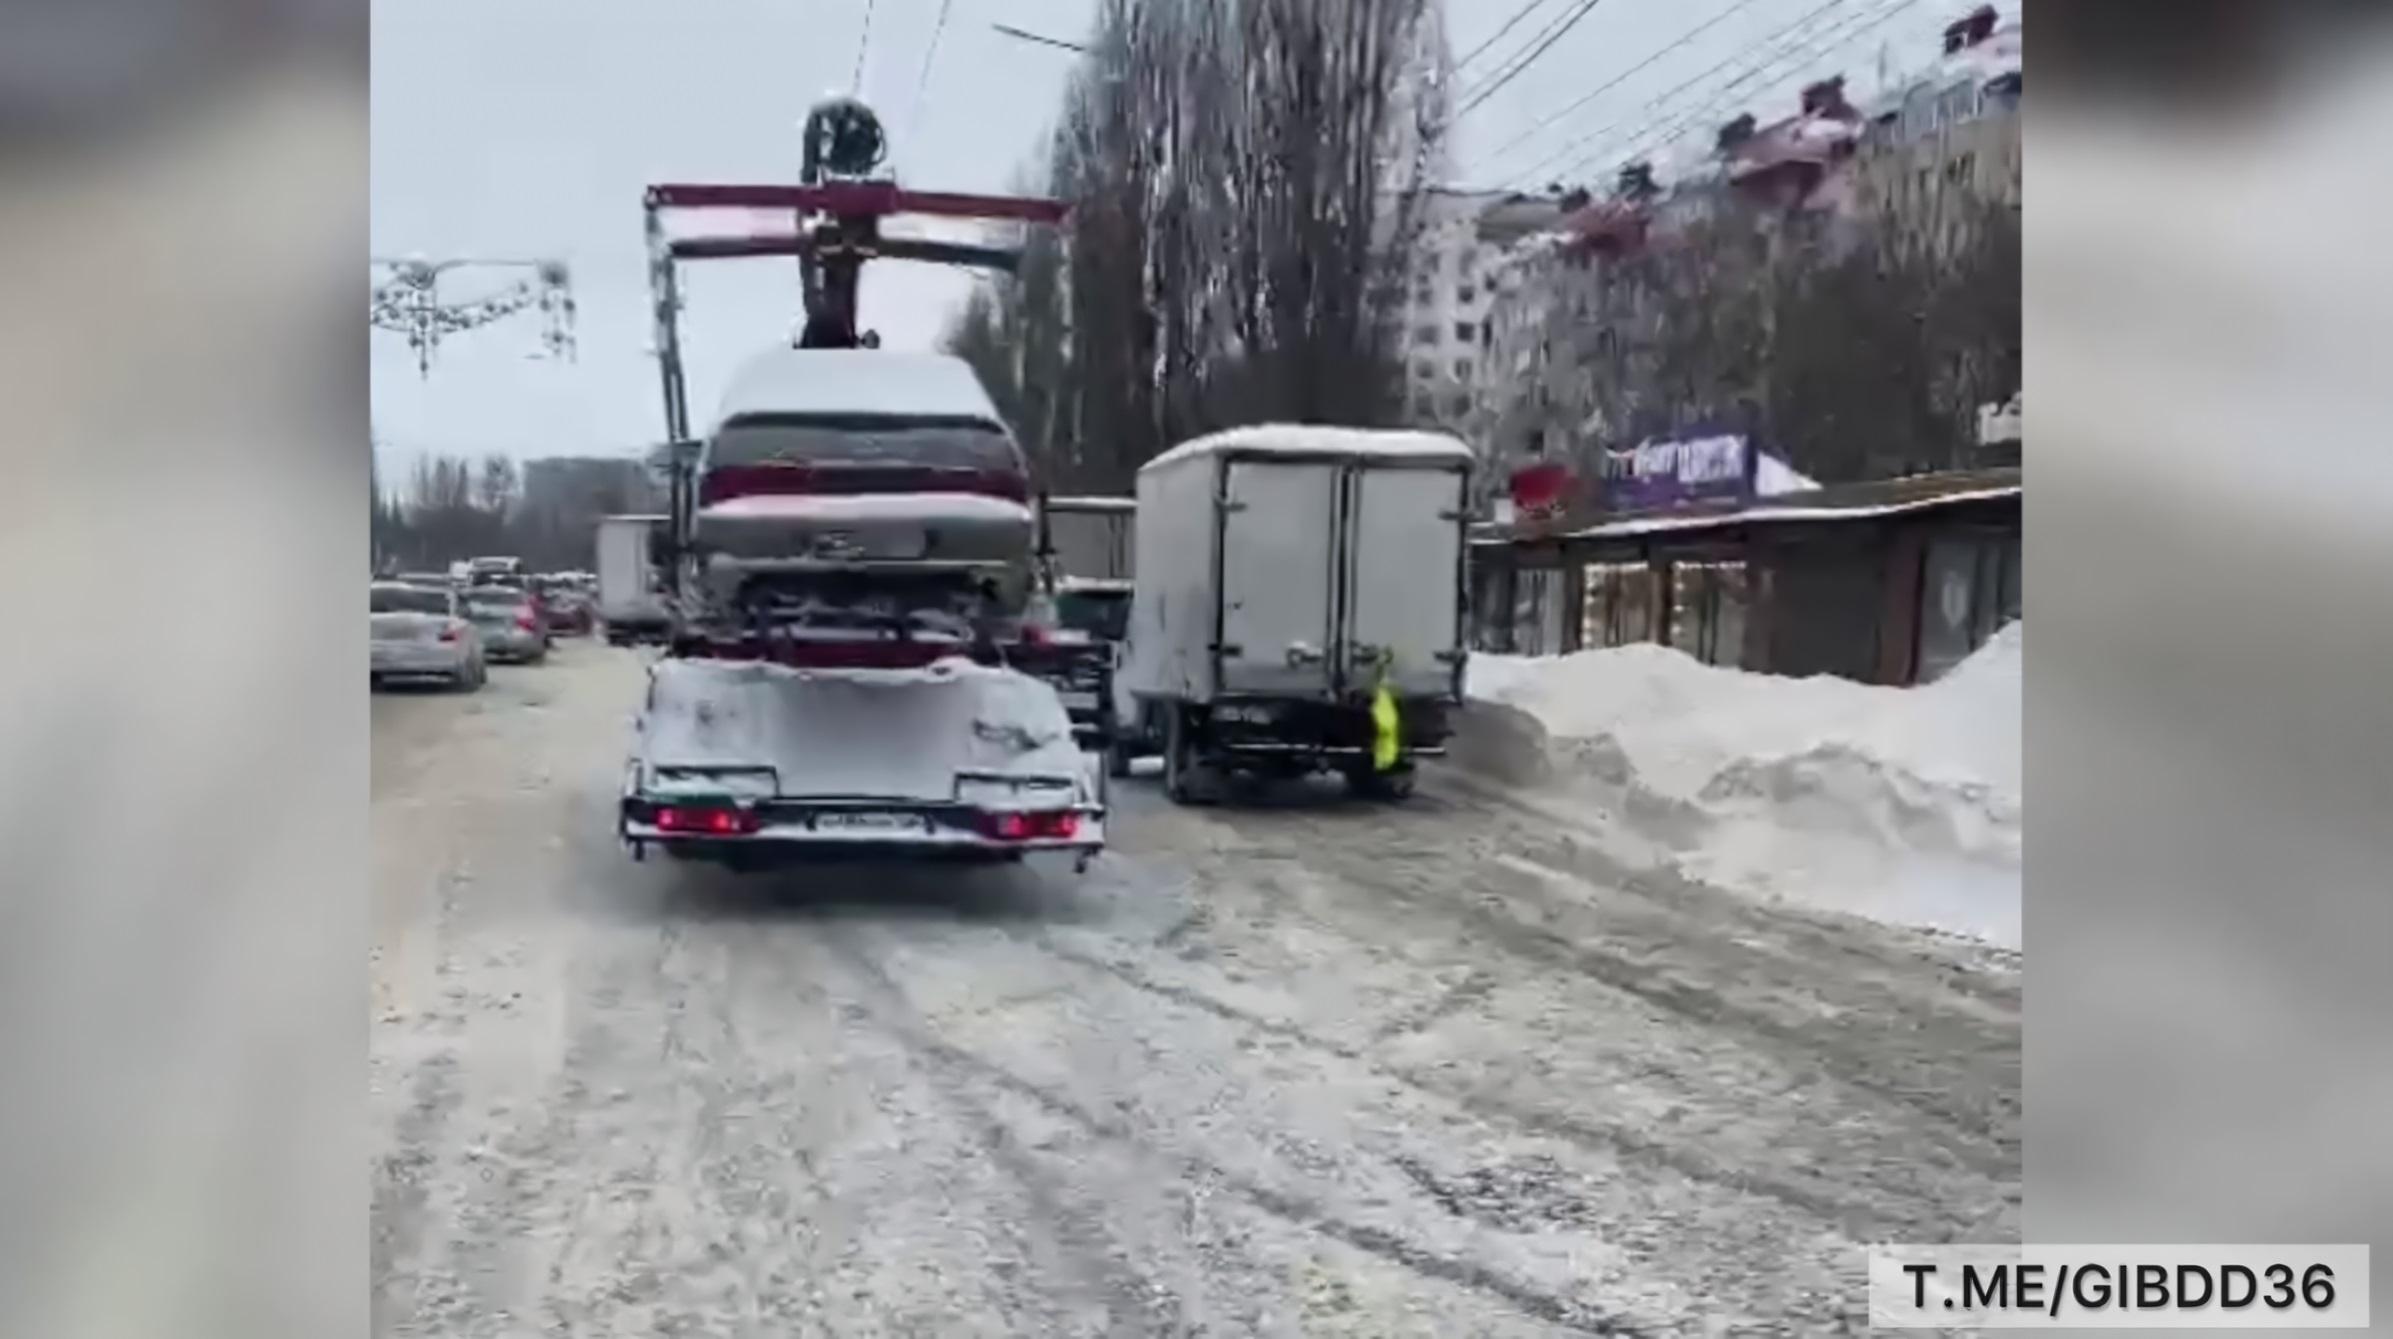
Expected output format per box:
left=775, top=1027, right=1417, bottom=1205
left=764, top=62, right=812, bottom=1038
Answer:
left=1141, top=424, right=1473, bottom=473
left=1043, top=495, right=1136, bottom=513
left=713, top=349, right=1007, bottom=434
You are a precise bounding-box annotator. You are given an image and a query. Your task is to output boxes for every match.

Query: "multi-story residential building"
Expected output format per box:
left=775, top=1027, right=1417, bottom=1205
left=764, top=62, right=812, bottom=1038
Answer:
left=1393, top=188, right=1506, bottom=432
left=1856, top=5, right=2023, bottom=242
left=1474, top=5, right=2021, bottom=514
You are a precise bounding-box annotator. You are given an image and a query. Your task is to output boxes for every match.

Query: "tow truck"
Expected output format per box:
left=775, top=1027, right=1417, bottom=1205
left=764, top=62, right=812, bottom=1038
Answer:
left=618, top=96, right=1105, bottom=871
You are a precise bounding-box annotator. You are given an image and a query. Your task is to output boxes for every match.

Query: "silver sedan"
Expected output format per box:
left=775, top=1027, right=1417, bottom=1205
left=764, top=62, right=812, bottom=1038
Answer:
left=370, top=582, right=486, bottom=689
left=462, top=586, right=548, bottom=663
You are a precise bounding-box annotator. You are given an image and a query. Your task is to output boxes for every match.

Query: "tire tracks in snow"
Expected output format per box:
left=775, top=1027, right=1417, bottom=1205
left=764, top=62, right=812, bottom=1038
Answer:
left=822, top=924, right=1646, bottom=1338
left=1106, top=776, right=2015, bottom=1240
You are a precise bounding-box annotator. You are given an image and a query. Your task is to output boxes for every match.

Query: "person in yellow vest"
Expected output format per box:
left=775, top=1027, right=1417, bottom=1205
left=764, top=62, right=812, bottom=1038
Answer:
left=1369, top=658, right=1402, bottom=774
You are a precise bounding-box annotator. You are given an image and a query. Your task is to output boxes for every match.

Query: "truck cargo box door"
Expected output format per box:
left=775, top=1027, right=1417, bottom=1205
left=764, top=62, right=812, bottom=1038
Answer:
left=1219, top=461, right=1339, bottom=697
left=1343, top=466, right=1466, bottom=698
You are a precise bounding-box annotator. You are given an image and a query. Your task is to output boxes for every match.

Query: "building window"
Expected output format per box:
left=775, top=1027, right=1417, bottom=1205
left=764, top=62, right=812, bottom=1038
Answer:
left=1414, top=360, right=1435, bottom=384
left=1453, top=358, right=1472, bottom=380
left=1458, top=285, right=1476, bottom=305
left=1416, top=323, right=1439, bottom=345
left=1515, top=568, right=1564, bottom=656
left=1449, top=392, right=1471, bottom=419
left=1915, top=533, right=2020, bottom=681
left=1665, top=560, right=1749, bottom=667
left=1453, top=321, right=1473, bottom=342
left=1944, top=151, right=1977, bottom=186
left=1480, top=319, right=1493, bottom=348
left=1581, top=562, right=1659, bottom=649
left=1937, top=82, right=1975, bottom=129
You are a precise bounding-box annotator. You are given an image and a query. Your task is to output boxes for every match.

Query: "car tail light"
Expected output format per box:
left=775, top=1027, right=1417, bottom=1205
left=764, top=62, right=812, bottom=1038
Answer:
left=438, top=622, right=462, bottom=643
left=984, top=810, right=1079, bottom=842
left=653, top=805, right=759, bottom=836
left=516, top=610, right=538, bottom=631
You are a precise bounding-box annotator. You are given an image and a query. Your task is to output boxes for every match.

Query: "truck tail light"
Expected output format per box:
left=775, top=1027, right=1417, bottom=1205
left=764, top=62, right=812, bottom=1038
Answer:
left=654, top=805, right=759, bottom=836
left=984, top=810, right=1079, bottom=842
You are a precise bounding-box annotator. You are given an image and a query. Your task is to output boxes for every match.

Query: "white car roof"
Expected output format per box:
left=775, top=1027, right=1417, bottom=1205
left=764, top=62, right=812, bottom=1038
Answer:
left=1143, top=423, right=1473, bottom=474
left=712, top=349, right=1006, bottom=435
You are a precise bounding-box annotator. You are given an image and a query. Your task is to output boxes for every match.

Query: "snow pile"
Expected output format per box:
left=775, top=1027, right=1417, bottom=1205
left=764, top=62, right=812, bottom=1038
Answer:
left=1461, top=624, right=2022, bottom=946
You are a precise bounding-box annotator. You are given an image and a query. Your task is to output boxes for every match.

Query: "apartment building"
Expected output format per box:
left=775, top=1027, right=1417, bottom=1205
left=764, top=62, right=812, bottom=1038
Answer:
left=1393, top=188, right=1506, bottom=431
left=1857, top=5, right=2023, bottom=240
left=1473, top=5, right=2023, bottom=515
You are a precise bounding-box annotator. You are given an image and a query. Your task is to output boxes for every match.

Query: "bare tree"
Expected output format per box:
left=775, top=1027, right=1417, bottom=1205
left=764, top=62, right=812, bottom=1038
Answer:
left=947, top=0, right=1451, bottom=490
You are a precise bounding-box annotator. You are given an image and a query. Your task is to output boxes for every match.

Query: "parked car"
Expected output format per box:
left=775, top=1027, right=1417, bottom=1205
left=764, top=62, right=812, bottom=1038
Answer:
left=370, top=582, right=485, bottom=690
left=461, top=585, right=548, bottom=663
left=531, top=575, right=595, bottom=636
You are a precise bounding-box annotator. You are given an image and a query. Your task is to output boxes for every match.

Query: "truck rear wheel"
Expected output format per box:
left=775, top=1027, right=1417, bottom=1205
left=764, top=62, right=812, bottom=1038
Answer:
left=1163, top=707, right=1214, bottom=806
left=1347, top=762, right=1417, bottom=802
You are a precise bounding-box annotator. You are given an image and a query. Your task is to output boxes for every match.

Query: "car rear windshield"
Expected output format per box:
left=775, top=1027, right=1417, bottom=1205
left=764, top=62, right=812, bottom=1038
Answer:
left=372, top=586, right=450, bottom=615
left=1057, top=592, right=1131, bottom=641
left=465, top=590, right=528, bottom=617
left=709, top=414, right=1025, bottom=476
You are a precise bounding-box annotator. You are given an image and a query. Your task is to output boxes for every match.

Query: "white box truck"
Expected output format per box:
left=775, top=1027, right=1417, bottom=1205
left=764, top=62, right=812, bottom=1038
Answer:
left=596, top=514, right=672, bottom=645
left=1112, top=425, right=1472, bottom=802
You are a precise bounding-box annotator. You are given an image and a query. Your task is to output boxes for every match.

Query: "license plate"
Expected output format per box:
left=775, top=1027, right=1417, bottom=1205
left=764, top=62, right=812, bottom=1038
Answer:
left=813, top=810, right=922, bottom=833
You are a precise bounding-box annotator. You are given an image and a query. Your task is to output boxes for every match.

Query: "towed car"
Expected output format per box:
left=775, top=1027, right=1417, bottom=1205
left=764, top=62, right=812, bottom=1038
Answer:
left=461, top=586, right=547, bottom=663
left=370, top=582, right=485, bottom=690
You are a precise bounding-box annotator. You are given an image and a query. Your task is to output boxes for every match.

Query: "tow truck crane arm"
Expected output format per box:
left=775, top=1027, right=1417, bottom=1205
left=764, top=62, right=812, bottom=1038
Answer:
left=642, top=97, right=1068, bottom=439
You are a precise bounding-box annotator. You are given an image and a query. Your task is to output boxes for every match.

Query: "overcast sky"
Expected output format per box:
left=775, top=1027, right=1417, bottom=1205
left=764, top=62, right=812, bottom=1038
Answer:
left=370, top=0, right=2005, bottom=470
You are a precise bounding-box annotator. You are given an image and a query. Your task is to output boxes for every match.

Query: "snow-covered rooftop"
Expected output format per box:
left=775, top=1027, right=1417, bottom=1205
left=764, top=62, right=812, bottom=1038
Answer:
left=712, top=349, right=1006, bottom=434
left=1143, top=424, right=1474, bottom=473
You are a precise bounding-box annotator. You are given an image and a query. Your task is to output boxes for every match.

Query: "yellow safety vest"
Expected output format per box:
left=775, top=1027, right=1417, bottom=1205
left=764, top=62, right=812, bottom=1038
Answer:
left=1369, top=658, right=1401, bottom=772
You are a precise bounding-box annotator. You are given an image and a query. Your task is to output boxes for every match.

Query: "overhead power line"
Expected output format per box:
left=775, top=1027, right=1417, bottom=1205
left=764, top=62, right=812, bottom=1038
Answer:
left=852, top=0, right=879, bottom=95
left=907, top=0, right=961, bottom=143
left=990, top=21, right=1084, bottom=54
left=1457, top=0, right=1612, bottom=118
left=1454, top=0, right=1562, bottom=74
left=1503, top=0, right=1857, bottom=187
left=1579, top=0, right=1932, bottom=184
left=1445, top=0, right=1617, bottom=117
left=1481, top=0, right=1776, bottom=167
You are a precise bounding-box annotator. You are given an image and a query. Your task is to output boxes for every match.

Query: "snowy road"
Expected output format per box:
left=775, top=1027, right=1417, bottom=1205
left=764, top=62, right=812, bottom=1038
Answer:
left=372, top=643, right=2020, bottom=1337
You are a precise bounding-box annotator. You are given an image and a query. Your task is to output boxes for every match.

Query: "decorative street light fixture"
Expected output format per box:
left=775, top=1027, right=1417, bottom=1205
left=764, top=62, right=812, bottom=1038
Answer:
left=369, top=255, right=578, bottom=377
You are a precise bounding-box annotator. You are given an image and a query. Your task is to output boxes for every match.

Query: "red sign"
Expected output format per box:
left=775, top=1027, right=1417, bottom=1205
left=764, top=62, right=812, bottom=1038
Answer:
left=1509, top=460, right=1570, bottom=515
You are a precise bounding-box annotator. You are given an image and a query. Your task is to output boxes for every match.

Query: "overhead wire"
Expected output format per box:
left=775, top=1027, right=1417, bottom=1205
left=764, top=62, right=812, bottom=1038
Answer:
left=1571, top=0, right=1932, bottom=185
left=906, top=0, right=960, bottom=144
left=1457, top=0, right=1613, bottom=118
left=852, top=0, right=879, bottom=96
left=1502, top=0, right=1858, bottom=188
left=1454, top=0, right=1564, bottom=74
left=1479, top=0, right=1777, bottom=167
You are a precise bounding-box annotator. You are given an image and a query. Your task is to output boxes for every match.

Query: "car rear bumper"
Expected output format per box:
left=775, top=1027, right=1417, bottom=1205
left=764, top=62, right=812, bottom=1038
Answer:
left=620, top=797, right=1105, bottom=859
left=371, top=643, right=470, bottom=676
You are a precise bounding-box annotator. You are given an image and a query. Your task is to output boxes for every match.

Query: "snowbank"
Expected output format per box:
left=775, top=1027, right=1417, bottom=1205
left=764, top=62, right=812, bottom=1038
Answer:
left=1460, top=624, right=2022, bottom=947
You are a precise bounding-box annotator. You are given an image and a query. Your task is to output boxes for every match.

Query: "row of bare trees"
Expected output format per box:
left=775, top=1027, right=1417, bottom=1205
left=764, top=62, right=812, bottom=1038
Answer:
left=945, top=0, right=1452, bottom=493
left=372, top=454, right=649, bottom=574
